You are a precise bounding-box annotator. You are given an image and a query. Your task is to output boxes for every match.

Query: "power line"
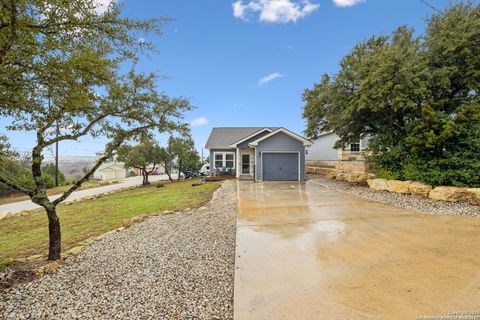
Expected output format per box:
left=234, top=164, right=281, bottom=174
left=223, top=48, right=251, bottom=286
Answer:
left=419, top=0, right=443, bottom=14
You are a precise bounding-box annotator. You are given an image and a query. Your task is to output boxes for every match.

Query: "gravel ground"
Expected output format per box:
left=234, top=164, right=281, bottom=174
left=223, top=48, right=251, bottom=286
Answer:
left=308, top=176, right=479, bottom=218
left=0, top=180, right=237, bottom=320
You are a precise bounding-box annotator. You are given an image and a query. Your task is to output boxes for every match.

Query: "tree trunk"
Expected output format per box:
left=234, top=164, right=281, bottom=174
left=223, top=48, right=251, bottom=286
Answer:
left=46, top=206, right=61, bottom=260
left=177, top=160, right=182, bottom=181
left=144, top=172, right=150, bottom=185
left=164, top=164, right=173, bottom=182
left=141, top=168, right=150, bottom=185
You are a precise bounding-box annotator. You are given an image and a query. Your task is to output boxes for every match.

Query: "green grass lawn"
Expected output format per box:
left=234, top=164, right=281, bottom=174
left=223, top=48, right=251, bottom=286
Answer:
left=0, top=180, right=220, bottom=268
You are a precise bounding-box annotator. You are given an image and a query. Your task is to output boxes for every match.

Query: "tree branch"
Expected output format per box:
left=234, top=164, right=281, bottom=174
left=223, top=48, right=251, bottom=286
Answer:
left=43, top=113, right=109, bottom=146
left=52, top=124, right=153, bottom=206
left=52, top=153, right=109, bottom=206
left=0, top=0, right=17, bottom=65
left=146, top=163, right=156, bottom=174
left=0, top=174, right=33, bottom=196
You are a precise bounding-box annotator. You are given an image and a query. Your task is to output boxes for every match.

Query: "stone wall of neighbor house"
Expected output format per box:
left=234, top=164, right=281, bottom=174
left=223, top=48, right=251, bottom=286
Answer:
left=338, top=150, right=367, bottom=161
left=307, top=159, right=372, bottom=183
left=366, top=178, right=480, bottom=206
left=305, top=160, right=337, bottom=168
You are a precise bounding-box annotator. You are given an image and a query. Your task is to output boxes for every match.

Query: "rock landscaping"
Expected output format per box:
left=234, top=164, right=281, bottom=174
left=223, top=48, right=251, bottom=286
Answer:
left=308, top=164, right=480, bottom=208
left=309, top=177, right=479, bottom=218
left=367, top=178, right=480, bottom=205
left=0, top=180, right=237, bottom=319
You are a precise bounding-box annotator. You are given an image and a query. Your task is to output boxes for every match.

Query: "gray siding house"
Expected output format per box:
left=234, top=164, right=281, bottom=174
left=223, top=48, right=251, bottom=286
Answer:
left=306, top=131, right=370, bottom=164
left=205, top=127, right=312, bottom=181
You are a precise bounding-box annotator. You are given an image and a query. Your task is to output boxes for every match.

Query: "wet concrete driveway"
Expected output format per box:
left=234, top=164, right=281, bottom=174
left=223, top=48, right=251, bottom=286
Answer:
left=234, top=181, right=480, bottom=320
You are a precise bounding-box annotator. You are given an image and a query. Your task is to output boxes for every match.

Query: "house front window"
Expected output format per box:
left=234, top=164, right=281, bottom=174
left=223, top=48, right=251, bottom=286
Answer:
left=350, top=143, right=360, bottom=152
left=213, top=152, right=235, bottom=169
left=225, top=153, right=234, bottom=168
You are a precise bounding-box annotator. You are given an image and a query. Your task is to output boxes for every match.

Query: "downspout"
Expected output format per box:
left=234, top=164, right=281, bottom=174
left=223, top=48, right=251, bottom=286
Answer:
left=253, top=147, right=256, bottom=182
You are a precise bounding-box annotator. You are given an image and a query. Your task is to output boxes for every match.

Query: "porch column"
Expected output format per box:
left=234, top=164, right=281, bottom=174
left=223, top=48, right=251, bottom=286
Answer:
left=236, top=148, right=240, bottom=178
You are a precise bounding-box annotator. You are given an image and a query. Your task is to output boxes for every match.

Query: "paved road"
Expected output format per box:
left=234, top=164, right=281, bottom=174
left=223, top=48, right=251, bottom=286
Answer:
left=0, top=174, right=178, bottom=218
left=234, top=181, right=480, bottom=320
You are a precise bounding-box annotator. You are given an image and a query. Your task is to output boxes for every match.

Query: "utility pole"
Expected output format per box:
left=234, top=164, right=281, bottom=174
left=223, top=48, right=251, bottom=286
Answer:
left=48, top=91, right=59, bottom=187
left=55, top=119, right=59, bottom=187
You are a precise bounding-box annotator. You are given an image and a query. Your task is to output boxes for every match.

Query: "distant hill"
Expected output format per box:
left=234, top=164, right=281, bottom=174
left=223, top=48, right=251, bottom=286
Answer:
left=44, top=156, right=97, bottom=181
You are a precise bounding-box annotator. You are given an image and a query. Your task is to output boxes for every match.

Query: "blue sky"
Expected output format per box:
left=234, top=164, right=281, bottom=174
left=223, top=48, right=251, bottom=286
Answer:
left=0, top=0, right=454, bottom=158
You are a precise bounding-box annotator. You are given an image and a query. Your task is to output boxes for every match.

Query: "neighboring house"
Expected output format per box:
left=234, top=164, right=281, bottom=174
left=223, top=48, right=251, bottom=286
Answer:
left=306, top=131, right=370, bottom=166
left=93, top=161, right=126, bottom=181
left=205, top=127, right=312, bottom=181
left=130, top=165, right=165, bottom=177
left=200, top=163, right=210, bottom=175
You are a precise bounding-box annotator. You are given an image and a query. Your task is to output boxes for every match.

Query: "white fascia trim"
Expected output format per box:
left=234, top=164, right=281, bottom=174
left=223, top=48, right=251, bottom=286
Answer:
left=317, top=131, right=335, bottom=138
left=249, top=128, right=313, bottom=147
left=229, top=128, right=273, bottom=148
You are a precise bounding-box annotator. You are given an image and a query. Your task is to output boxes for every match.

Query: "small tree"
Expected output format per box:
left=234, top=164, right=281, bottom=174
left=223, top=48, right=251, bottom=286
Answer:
left=158, top=147, right=175, bottom=182
left=167, top=134, right=200, bottom=180
left=119, top=140, right=162, bottom=185
left=0, top=1, right=191, bottom=260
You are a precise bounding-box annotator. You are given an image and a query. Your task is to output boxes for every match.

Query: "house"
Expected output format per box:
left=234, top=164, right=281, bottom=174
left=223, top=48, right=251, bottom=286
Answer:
left=306, top=131, right=370, bottom=166
left=129, top=165, right=165, bottom=177
left=200, top=163, right=210, bottom=175
left=205, top=127, right=312, bottom=181
left=93, top=161, right=126, bottom=181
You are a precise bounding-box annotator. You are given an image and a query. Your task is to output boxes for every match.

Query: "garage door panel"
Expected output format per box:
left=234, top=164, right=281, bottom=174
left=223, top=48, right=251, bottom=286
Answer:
left=262, top=153, right=298, bottom=181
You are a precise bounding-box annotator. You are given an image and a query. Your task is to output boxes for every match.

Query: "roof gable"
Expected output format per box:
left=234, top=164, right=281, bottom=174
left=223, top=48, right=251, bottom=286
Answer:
left=229, top=128, right=272, bottom=147
left=248, top=128, right=312, bottom=147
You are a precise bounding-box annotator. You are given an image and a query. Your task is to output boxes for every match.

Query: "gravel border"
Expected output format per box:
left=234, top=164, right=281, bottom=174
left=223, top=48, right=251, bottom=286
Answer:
left=0, top=180, right=237, bottom=319
left=308, top=176, right=479, bottom=218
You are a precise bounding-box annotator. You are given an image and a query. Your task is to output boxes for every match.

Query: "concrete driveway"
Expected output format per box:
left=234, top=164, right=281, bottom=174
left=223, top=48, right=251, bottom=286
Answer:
left=234, top=181, right=480, bottom=320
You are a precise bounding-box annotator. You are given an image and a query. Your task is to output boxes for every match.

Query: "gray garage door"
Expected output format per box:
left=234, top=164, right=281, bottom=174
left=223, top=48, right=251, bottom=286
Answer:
left=262, top=153, right=299, bottom=181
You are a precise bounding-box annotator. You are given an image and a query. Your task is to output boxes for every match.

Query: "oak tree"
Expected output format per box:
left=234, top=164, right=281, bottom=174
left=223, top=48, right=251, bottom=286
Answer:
left=0, top=0, right=191, bottom=260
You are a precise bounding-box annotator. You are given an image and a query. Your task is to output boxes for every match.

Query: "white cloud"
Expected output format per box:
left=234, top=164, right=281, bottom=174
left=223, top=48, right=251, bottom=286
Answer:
left=258, top=72, right=285, bottom=86
left=232, top=0, right=320, bottom=23
left=190, top=117, right=209, bottom=127
left=94, top=0, right=114, bottom=15
left=332, top=0, right=365, bottom=7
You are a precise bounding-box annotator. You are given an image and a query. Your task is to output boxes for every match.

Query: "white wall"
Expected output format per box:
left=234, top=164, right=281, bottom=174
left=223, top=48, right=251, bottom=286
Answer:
left=306, top=133, right=339, bottom=161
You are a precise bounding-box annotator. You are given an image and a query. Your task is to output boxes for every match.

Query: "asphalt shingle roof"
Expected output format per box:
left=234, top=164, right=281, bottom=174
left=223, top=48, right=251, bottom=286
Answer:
left=205, top=127, right=275, bottom=149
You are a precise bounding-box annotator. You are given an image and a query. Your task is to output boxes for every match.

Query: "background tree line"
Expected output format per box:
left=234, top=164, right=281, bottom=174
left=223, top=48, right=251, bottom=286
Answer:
left=302, top=2, right=480, bottom=187
left=118, top=134, right=201, bottom=185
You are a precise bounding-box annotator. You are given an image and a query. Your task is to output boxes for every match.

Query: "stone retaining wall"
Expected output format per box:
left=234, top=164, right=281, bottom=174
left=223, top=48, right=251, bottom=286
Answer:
left=367, top=178, right=480, bottom=206
left=305, top=160, right=337, bottom=168
left=306, top=160, right=372, bottom=183
left=307, top=165, right=479, bottom=206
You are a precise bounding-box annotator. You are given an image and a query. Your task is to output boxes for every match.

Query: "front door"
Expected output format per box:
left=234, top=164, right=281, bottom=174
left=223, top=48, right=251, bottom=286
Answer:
left=241, top=154, right=251, bottom=175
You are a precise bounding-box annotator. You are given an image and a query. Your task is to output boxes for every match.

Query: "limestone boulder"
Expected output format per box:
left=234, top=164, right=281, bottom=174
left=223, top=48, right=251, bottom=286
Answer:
left=409, top=182, right=432, bottom=197
left=467, top=188, right=480, bottom=205
left=335, top=172, right=348, bottom=181
left=429, top=186, right=470, bottom=202
left=347, top=173, right=370, bottom=183
left=387, top=180, right=412, bottom=194
left=324, top=170, right=337, bottom=180
left=66, top=246, right=84, bottom=256
left=367, top=178, right=389, bottom=191
left=306, top=166, right=316, bottom=174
